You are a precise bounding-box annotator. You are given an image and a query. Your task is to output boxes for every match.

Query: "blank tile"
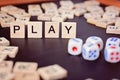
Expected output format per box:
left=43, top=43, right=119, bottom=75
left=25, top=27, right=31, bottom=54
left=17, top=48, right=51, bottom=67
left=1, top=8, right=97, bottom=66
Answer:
left=27, top=22, right=42, bottom=38
left=45, top=22, right=59, bottom=38
left=61, top=22, right=76, bottom=38
left=10, top=22, right=25, bottom=38
left=38, top=64, right=67, bottom=80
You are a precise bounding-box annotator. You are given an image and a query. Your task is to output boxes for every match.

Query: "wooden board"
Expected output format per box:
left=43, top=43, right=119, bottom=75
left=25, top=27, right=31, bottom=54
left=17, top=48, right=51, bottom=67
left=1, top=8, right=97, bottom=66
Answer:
left=97, top=0, right=120, bottom=7
left=0, top=0, right=54, bottom=6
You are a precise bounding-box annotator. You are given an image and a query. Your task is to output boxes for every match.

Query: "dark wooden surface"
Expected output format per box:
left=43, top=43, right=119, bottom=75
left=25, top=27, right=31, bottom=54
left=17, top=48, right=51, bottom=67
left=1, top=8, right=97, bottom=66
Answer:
left=0, top=0, right=120, bottom=80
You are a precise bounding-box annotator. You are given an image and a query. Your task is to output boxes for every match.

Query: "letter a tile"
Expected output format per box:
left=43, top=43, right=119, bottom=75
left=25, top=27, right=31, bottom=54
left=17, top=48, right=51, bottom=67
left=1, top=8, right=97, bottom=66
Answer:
left=45, top=22, right=59, bottom=38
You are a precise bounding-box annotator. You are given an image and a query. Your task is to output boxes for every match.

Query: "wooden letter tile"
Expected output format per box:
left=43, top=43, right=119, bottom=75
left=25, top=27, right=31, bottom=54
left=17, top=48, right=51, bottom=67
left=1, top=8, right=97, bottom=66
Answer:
left=41, top=2, right=57, bottom=11
left=13, top=62, right=38, bottom=73
left=0, top=14, right=15, bottom=27
left=28, top=9, right=43, bottom=16
left=87, top=17, right=101, bottom=25
left=61, top=10, right=74, bottom=19
left=106, top=25, right=120, bottom=34
left=52, top=14, right=66, bottom=22
left=28, top=4, right=41, bottom=9
left=74, top=8, right=87, bottom=17
left=10, top=22, right=25, bottom=38
left=27, top=22, right=42, bottom=38
left=0, top=37, right=10, bottom=46
left=45, top=22, right=59, bottom=38
left=103, top=13, right=116, bottom=19
left=38, top=64, right=67, bottom=80
left=37, top=14, right=51, bottom=21
left=0, top=61, right=13, bottom=72
left=0, top=71, right=14, bottom=80
left=84, top=13, right=101, bottom=19
left=60, top=0, right=74, bottom=9
left=14, top=72, right=40, bottom=80
left=16, top=16, right=30, bottom=22
left=45, top=9, right=58, bottom=17
left=115, top=17, right=120, bottom=27
left=28, top=4, right=43, bottom=16
left=0, top=46, right=19, bottom=58
left=0, top=53, right=7, bottom=62
left=95, top=18, right=115, bottom=28
left=61, top=22, right=76, bottom=38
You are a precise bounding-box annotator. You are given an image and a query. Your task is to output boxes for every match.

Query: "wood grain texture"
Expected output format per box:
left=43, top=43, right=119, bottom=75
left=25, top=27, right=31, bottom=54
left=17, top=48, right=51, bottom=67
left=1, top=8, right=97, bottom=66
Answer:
left=97, top=0, right=120, bottom=7
left=0, top=0, right=54, bottom=6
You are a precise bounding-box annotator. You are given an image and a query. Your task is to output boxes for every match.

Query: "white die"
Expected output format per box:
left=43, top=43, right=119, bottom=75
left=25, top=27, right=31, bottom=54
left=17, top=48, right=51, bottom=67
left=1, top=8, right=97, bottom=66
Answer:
left=104, top=46, right=120, bottom=63
left=86, top=36, right=103, bottom=51
left=105, top=37, right=120, bottom=48
left=82, top=43, right=100, bottom=61
left=68, top=38, right=83, bottom=56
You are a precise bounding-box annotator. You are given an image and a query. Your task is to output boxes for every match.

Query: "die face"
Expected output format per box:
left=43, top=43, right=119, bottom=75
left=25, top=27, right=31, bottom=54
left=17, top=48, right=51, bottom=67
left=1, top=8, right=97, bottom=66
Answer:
left=86, top=36, right=103, bottom=51
left=68, top=38, right=83, bottom=55
left=82, top=43, right=100, bottom=61
left=106, top=37, right=120, bottom=48
left=104, top=46, right=120, bottom=63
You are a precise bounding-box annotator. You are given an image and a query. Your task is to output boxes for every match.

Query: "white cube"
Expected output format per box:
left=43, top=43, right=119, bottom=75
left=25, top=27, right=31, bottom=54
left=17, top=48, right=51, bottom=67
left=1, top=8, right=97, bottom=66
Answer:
left=105, top=37, right=120, bottom=48
left=82, top=43, right=100, bottom=61
left=86, top=36, right=103, bottom=51
left=104, top=45, right=120, bottom=63
left=68, top=38, right=83, bottom=56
